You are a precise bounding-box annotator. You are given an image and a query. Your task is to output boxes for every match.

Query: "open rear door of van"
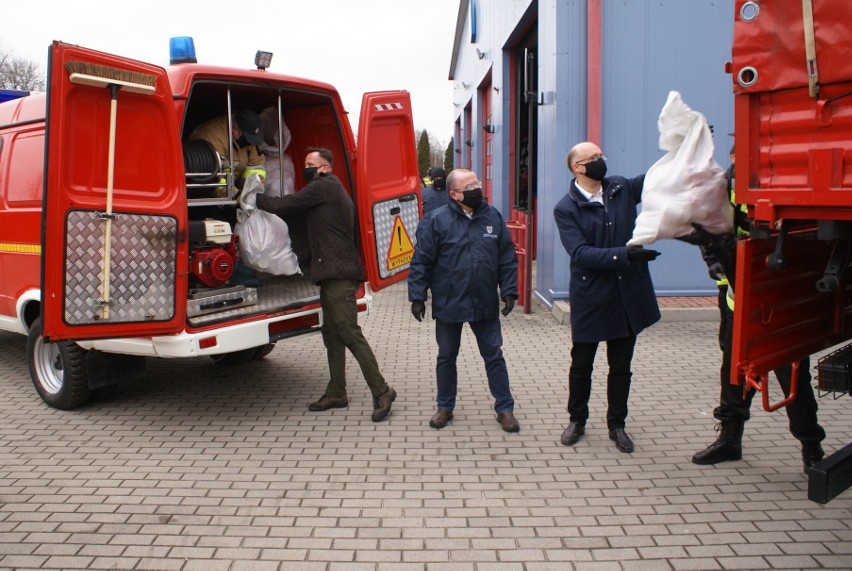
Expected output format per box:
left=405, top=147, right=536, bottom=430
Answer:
left=42, top=41, right=187, bottom=341
left=356, top=91, right=421, bottom=292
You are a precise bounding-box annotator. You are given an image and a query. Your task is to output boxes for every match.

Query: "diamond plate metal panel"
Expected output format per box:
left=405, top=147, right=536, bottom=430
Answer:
left=372, top=194, right=419, bottom=280
left=65, top=210, right=177, bottom=325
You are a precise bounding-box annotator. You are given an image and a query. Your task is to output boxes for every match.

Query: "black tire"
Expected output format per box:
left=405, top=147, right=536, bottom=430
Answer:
left=210, top=347, right=258, bottom=366
left=26, top=318, right=90, bottom=410
left=252, top=343, right=276, bottom=360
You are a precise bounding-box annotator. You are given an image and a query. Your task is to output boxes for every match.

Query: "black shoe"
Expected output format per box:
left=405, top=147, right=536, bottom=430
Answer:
left=692, top=421, right=744, bottom=465
left=692, top=440, right=742, bottom=465
left=308, top=394, right=348, bottom=411
left=609, top=428, right=634, bottom=453
left=802, top=442, right=825, bottom=473
left=371, top=386, right=397, bottom=422
left=560, top=422, right=585, bottom=446
left=496, top=412, right=520, bottom=433
left=430, top=409, right=453, bottom=429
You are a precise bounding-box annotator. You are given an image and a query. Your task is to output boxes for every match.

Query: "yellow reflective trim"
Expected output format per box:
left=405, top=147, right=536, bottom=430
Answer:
left=241, top=168, right=266, bottom=179
left=0, top=242, right=41, bottom=254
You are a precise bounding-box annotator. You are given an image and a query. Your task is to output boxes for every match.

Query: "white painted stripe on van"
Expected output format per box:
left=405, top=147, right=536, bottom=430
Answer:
left=373, top=102, right=404, bottom=111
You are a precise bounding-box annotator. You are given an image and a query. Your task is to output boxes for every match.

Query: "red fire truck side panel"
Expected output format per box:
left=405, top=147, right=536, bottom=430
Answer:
left=730, top=0, right=852, bottom=384
left=0, top=93, right=44, bottom=325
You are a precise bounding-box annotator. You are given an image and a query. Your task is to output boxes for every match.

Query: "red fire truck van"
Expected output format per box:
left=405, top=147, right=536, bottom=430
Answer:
left=0, top=40, right=420, bottom=410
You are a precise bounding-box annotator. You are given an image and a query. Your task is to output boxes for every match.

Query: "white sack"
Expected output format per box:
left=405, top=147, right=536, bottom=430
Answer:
left=628, top=90, right=733, bottom=246
left=235, top=175, right=301, bottom=275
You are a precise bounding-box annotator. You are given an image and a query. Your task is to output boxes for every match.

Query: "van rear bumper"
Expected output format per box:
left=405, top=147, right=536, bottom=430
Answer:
left=76, top=295, right=372, bottom=357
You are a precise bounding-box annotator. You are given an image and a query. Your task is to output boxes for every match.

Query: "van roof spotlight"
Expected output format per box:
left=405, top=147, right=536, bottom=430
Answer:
left=255, top=51, right=273, bottom=71
left=169, top=37, right=197, bottom=65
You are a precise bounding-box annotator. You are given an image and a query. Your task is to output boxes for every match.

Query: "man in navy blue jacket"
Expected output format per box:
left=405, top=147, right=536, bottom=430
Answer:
left=553, top=141, right=661, bottom=453
left=408, top=168, right=520, bottom=432
left=421, top=167, right=451, bottom=216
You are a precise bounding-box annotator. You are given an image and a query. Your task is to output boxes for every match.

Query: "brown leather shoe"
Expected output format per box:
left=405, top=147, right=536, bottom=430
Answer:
left=496, top=411, right=520, bottom=433
left=371, top=386, right=397, bottom=422
left=308, top=394, right=348, bottom=411
left=429, top=409, right=454, bottom=429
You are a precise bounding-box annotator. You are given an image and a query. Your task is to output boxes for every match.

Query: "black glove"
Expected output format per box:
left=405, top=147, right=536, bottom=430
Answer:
left=411, top=300, right=426, bottom=322
left=501, top=295, right=516, bottom=316
left=626, top=245, right=661, bottom=262
left=707, top=261, right=726, bottom=281
left=675, top=223, right=718, bottom=247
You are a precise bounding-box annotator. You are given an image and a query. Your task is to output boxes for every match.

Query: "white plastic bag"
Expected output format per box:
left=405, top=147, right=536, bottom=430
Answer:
left=235, top=175, right=301, bottom=275
left=628, top=91, right=733, bottom=246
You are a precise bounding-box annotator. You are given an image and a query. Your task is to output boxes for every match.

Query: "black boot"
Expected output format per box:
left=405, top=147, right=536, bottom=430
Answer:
left=692, top=421, right=744, bottom=465
left=802, top=442, right=825, bottom=473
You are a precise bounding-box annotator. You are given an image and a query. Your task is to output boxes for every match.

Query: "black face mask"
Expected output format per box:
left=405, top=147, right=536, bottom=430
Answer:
left=461, top=187, right=484, bottom=209
left=433, top=178, right=446, bottom=191
left=303, top=166, right=319, bottom=183
left=583, top=157, right=607, bottom=181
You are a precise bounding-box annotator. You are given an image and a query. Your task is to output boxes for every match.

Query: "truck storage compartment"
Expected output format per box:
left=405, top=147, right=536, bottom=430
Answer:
left=178, top=81, right=354, bottom=325
left=730, top=0, right=852, bottom=385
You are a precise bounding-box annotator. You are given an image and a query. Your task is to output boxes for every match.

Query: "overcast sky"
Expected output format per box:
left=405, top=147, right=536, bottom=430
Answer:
left=2, top=0, right=460, bottom=147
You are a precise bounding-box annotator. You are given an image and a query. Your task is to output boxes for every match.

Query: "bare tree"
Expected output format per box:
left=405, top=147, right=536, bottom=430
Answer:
left=0, top=48, right=45, bottom=91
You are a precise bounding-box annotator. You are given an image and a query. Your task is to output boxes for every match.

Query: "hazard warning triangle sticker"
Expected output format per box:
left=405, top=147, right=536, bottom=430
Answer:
left=386, top=215, right=414, bottom=271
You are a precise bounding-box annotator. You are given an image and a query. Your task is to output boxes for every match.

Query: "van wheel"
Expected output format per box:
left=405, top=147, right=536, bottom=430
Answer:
left=26, top=318, right=90, bottom=410
left=252, top=343, right=276, bottom=360
left=210, top=348, right=258, bottom=365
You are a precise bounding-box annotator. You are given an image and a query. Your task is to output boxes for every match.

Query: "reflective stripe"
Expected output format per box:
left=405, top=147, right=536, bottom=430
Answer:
left=730, top=179, right=750, bottom=237
left=726, top=285, right=735, bottom=311
left=241, top=167, right=266, bottom=179
left=0, top=242, right=41, bottom=254
left=716, top=277, right=729, bottom=286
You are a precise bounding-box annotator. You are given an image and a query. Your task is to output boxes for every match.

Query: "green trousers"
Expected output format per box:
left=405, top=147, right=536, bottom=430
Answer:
left=319, top=278, right=387, bottom=399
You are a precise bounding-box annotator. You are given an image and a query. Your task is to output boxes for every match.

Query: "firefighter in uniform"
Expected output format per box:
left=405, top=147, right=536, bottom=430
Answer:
left=682, top=144, right=826, bottom=472
left=189, top=109, right=266, bottom=196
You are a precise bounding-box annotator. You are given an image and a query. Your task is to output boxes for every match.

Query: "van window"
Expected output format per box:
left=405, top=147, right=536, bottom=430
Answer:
left=7, top=132, right=43, bottom=204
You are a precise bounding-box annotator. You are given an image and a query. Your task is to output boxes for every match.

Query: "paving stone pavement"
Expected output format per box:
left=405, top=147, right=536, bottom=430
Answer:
left=0, top=281, right=850, bottom=571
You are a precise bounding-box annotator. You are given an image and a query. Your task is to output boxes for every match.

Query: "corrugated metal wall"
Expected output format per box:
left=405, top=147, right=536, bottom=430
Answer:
left=451, top=0, right=735, bottom=308
left=599, top=0, right=736, bottom=297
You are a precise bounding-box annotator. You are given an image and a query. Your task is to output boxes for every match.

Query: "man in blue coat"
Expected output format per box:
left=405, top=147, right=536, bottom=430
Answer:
left=421, top=167, right=451, bottom=216
left=553, top=141, right=661, bottom=453
left=408, top=168, right=520, bottom=432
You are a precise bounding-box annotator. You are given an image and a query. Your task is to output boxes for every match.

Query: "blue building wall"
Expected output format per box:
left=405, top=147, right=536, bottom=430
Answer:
left=598, top=1, right=736, bottom=297
left=450, top=0, right=735, bottom=308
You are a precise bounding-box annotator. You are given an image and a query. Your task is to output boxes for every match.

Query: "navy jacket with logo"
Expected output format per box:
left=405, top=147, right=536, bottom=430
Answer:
left=408, top=200, right=518, bottom=323
left=553, top=175, right=660, bottom=343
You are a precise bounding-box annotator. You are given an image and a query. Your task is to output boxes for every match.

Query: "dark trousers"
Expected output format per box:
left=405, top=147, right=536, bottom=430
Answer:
left=319, top=279, right=387, bottom=399
left=568, top=335, right=636, bottom=429
left=715, top=305, right=825, bottom=443
left=435, top=318, right=514, bottom=413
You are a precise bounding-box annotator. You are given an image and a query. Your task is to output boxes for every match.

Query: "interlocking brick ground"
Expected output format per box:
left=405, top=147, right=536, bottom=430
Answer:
left=0, top=281, right=850, bottom=570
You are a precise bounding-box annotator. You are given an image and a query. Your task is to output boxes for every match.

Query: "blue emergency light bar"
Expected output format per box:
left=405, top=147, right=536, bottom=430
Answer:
left=0, top=89, right=29, bottom=103
left=169, top=37, right=197, bottom=65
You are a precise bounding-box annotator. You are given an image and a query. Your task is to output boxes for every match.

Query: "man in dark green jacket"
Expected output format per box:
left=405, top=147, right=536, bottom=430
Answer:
left=257, top=147, right=396, bottom=422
